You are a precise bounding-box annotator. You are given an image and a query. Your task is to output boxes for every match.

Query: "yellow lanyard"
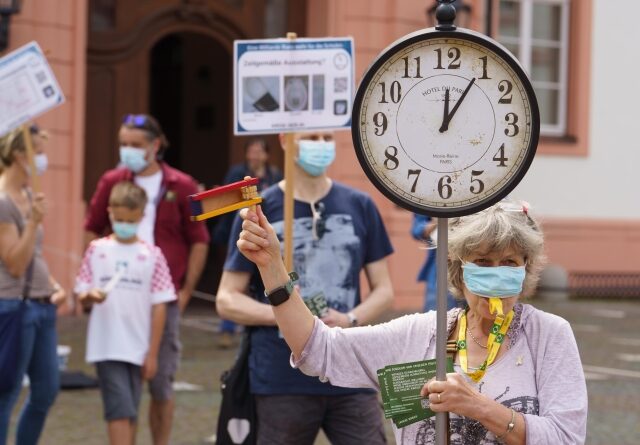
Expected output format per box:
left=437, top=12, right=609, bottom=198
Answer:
left=457, top=298, right=514, bottom=383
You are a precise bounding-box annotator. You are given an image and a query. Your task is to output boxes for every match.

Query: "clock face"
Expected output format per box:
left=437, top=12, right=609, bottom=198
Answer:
left=352, top=29, right=540, bottom=217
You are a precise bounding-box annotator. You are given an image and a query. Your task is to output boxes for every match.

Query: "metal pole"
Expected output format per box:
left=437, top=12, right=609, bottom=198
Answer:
left=485, top=0, right=493, bottom=38
left=435, top=217, right=450, bottom=445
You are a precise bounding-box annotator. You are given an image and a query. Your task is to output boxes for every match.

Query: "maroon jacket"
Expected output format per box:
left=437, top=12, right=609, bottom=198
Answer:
left=84, top=163, right=210, bottom=290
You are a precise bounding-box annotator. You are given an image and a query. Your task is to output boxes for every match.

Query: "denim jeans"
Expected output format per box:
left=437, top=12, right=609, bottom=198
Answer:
left=0, top=299, right=59, bottom=445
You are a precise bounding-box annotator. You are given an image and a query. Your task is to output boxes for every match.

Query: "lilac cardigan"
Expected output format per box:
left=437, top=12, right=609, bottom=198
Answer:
left=292, top=304, right=587, bottom=444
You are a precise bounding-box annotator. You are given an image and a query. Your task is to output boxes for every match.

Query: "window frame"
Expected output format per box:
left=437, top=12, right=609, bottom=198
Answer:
left=497, top=0, right=571, bottom=137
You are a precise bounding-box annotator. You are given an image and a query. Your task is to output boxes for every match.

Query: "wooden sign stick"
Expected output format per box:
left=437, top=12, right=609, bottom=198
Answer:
left=21, top=124, right=40, bottom=194
left=283, top=31, right=298, bottom=272
left=283, top=132, right=295, bottom=271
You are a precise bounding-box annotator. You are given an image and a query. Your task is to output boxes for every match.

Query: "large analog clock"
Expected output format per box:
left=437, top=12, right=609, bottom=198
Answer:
left=352, top=28, right=540, bottom=217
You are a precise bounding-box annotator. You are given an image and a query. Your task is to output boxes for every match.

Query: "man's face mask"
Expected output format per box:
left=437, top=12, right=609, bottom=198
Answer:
left=119, top=146, right=149, bottom=173
left=296, top=140, right=336, bottom=177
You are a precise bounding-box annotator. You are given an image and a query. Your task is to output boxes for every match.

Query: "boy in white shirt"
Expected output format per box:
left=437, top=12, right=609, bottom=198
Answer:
left=75, top=181, right=176, bottom=445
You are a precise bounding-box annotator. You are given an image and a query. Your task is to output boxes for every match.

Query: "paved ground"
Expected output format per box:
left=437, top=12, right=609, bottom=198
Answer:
left=6, top=297, right=640, bottom=444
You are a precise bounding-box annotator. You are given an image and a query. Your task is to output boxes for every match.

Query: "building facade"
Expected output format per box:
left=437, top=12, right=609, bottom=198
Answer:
left=2, top=0, right=637, bottom=309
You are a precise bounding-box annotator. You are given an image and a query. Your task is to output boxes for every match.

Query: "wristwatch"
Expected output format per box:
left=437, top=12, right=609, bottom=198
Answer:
left=264, top=272, right=299, bottom=306
left=347, top=311, right=358, bottom=327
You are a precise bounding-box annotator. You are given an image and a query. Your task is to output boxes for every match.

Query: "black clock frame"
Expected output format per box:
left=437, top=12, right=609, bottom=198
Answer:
left=351, top=27, right=540, bottom=218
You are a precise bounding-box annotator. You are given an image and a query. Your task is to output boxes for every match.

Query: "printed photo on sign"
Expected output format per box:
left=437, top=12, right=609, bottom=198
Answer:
left=284, top=76, right=309, bottom=112
left=242, top=76, right=280, bottom=112
left=312, top=75, right=325, bottom=111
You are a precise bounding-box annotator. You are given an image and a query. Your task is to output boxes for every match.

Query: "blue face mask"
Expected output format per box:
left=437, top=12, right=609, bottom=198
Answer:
left=111, top=221, right=139, bottom=240
left=21, top=154, right=48, bottom=177
left=462, top=263, right=526, bottom=298
left=119, top=146, right=149, bottom=173
left=34, top=154, right=48, bottom=176
left=296, top=140, right=336, bottom=177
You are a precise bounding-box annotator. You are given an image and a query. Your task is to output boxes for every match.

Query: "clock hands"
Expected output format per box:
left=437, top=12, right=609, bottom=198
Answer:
left=440, top=87, right=450, bottom=133
left=439, top=77, right=476, bottom=133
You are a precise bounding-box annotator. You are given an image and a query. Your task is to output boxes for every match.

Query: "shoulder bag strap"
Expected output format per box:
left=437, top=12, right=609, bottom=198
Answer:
left=18, top=189, right=37, bottom=301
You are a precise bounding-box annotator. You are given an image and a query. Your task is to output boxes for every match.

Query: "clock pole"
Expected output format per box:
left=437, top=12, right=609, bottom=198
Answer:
left=434, top=2, right=457, bottom=445
left=435, top=217, right=450, bottom=445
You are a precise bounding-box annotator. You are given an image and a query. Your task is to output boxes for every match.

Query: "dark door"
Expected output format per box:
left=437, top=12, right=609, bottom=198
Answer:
left=150, top=32, right=231, bottom=189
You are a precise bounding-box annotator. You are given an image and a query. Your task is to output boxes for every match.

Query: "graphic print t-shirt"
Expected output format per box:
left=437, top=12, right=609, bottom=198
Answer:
left=75, top=237, right=176, bottom=365
left=225, top=182, right=394, bottom=395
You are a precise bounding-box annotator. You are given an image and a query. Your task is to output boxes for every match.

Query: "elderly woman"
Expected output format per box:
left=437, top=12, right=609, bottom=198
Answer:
left=0, top=126, right=66, bottom=445
left=236, top=202, right=587, bottom=445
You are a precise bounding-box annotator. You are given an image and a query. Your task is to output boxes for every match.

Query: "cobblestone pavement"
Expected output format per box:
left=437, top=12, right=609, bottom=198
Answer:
left=6, top=298, right=640, bottom=444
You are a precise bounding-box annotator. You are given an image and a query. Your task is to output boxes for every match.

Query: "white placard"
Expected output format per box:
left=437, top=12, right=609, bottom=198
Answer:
left=234, top=37, right=354, bottom=135
left=0, top=41, right=65, bottom=137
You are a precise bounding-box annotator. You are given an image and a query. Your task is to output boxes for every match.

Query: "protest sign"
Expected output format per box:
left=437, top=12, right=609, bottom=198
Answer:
left=234, top=37, right=354, bottom=135
left=0, top=41, right=65, bottom=137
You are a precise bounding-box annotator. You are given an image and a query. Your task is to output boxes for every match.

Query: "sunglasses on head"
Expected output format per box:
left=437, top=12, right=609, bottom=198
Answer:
left=122, top=114, right=148, bottom=128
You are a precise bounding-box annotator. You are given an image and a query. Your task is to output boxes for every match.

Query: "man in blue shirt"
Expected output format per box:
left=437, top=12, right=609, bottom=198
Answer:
left=216, top=131, right=394, bottom=444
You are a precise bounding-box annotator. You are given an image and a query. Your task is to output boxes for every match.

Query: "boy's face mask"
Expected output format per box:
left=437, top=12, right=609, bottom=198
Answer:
left=111, top=221, right=139, bottom=240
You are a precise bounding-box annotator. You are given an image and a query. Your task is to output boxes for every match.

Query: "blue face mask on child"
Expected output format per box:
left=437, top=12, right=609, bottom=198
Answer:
left=119, top=146, right=149, bottom=173
left=112, top=221, right=139, bottom=240
left=296, top=140, right=336, bottom=177
left=462, top=263, right=526, bottom=298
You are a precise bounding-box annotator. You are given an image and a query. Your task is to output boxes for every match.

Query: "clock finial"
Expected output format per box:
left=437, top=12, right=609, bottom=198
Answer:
left=435, top=0, right=457, bottom=31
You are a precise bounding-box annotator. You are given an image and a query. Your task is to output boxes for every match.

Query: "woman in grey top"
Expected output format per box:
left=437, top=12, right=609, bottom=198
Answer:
left=0, top=126, right=67, bottom=445
left=236, top=202, right=587, bottom=444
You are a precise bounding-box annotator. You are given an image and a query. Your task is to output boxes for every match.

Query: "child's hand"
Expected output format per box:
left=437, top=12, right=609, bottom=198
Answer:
left=79, top=289, right=107, bottom=305
left=237, top=205, right=281, bottom=269
left=142, top=355, right=158, bottom=380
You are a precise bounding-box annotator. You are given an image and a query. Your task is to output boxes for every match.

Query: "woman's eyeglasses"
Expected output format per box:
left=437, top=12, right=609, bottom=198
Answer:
left=310, top=201, right=326, bottom=241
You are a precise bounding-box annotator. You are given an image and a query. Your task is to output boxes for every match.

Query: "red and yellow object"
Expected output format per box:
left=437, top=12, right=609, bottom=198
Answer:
left=189, top=177, right=262, bottom=221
